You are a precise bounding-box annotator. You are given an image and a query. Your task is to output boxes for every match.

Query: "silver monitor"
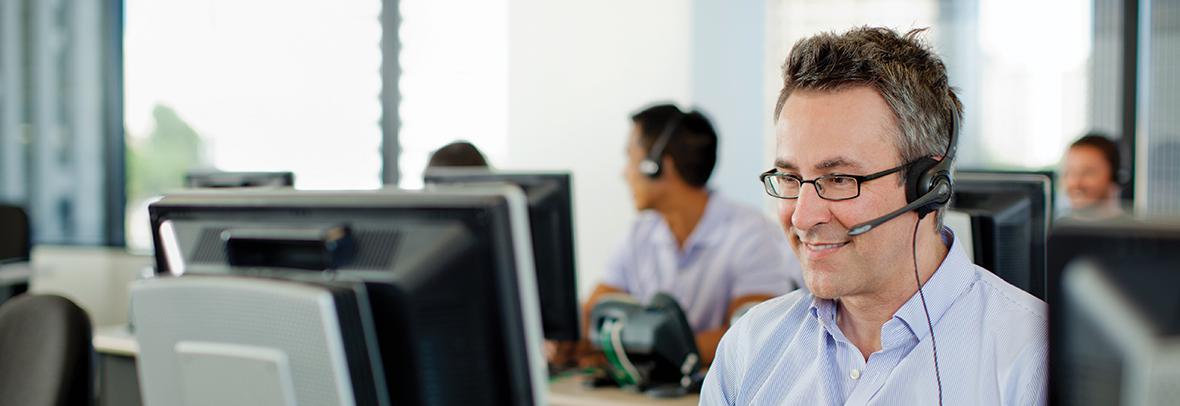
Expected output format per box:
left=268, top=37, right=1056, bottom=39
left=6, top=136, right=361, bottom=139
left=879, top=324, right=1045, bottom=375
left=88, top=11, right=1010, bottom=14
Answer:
left=132, top=276, right=386, bottom=406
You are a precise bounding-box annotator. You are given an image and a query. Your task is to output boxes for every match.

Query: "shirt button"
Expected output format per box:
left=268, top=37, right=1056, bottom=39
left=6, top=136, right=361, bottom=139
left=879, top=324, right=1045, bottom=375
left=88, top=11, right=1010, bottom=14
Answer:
left=850, top=369, right=862, bottom=380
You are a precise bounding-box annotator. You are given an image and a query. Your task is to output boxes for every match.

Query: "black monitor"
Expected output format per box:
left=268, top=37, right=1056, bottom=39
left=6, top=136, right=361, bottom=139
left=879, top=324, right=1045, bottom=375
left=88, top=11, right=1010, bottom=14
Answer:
left=424, top=169, right=580, bottom=342
left=185, top=170, right=295, bottom=189
left=1047, top=221, right=1180, bottom=405
left=148, top=187, right=547, bottom=405
left=959, top=168, right=1056, bottom=214
left=949, top=171, right=1052, bottom=299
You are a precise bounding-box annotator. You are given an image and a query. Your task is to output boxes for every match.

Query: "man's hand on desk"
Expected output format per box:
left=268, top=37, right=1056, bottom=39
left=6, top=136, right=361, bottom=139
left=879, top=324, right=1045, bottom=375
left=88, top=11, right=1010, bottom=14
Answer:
left=544, top=338, right=608, bottom=370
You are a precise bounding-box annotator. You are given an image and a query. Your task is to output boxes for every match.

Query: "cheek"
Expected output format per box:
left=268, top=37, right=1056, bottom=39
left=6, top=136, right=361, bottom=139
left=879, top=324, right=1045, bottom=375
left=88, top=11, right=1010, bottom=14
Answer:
left=777, top=201, right=796, bottom=229
left=623, top=162, right=644, bottom=188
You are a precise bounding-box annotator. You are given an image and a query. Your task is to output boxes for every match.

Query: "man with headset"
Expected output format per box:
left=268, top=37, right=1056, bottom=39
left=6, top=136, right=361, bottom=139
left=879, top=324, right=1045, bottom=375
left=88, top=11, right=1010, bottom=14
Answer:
left=573, top=104, right=802, bottom=367
left=1062, top=133, right=1128, bottom=221
left=701, top=27, right=1047, bottom=404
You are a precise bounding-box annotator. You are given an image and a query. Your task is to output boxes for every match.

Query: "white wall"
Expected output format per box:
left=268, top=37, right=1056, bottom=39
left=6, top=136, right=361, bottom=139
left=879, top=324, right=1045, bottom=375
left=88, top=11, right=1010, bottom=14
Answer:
left=691, top=0, right=772, bottom=212
left=505, top=0, right=693, bottom=298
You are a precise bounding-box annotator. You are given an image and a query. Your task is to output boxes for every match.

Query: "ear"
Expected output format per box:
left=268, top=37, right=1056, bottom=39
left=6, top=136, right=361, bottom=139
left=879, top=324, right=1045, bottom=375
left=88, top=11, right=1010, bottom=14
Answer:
left=1108, top=183, right=1122, bottom=198
left=658, top=155, right=680, bottom=182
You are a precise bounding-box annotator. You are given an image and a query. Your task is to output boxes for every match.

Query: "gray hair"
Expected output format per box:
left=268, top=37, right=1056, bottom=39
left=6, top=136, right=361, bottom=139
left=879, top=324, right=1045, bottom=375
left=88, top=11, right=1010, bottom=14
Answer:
left=774, top=26, right=963, bottom=226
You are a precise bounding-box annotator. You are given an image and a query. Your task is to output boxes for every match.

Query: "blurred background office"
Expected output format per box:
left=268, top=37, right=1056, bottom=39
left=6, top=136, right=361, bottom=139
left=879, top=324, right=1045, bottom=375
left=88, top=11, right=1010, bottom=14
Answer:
left=0, top=0, right=1177, bottom=299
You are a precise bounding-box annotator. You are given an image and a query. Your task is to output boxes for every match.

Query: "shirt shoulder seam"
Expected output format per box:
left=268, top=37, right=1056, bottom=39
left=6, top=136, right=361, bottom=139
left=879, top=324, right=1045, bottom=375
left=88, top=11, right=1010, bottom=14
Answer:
left=972, top=268, right=1048, bottom=323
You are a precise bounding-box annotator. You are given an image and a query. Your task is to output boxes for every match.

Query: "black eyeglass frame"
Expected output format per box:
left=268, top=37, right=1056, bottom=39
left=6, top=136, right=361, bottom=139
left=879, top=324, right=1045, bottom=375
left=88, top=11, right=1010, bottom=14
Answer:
left=758, top=161, right=914, bottom=201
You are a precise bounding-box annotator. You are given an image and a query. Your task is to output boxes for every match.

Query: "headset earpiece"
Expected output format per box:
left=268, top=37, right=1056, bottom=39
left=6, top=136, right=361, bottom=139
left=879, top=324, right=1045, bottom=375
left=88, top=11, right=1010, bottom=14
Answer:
left=905, top=157, right=939, bottom=203
left=640, top=111, right=686, bottom=179
left=904, top=154, right=954, bottom=218
left=638, top=159, right=661, bottom=178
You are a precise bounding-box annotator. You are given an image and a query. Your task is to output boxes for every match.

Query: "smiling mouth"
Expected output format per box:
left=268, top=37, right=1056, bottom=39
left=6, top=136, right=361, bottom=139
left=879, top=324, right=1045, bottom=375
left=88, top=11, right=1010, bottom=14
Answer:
left=804, top=241, right=849, bottom=252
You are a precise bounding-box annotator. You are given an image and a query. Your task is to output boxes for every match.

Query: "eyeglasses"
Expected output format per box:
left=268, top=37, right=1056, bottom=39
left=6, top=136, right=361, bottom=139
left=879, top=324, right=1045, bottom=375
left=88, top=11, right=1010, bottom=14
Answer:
left=758, top=161, right=912, bottom=201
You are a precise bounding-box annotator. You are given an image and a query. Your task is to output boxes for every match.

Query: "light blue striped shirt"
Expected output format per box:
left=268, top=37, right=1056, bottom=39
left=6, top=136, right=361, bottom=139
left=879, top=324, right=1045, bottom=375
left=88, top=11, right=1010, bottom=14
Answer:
left=603, top=193, right=803, bottom=332
left=701, top=229, right=1048, bottom=405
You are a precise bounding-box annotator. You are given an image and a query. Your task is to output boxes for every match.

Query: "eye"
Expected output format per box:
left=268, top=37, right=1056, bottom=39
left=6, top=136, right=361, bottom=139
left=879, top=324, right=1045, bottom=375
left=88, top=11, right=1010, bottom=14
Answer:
left=828, top=176, right=853, bottom=185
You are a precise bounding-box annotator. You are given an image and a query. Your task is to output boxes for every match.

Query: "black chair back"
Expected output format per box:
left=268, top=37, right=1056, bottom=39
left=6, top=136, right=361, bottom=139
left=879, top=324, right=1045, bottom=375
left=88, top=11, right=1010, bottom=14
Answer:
left=0, top=294, right=93, bottom=406
left=0, top=204, right=30, bottom=261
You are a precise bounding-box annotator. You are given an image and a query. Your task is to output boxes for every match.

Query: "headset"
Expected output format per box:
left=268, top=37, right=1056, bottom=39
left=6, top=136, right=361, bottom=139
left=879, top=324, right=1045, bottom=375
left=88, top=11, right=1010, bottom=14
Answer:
left=847, top=125, right=957, bottom=236
left=637, top=111, right=687, bottom=179
left=841, top=119, right=958, bottom=406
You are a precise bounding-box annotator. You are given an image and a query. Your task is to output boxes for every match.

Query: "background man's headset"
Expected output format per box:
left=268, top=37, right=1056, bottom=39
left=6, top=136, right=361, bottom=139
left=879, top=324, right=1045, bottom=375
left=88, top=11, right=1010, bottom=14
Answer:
left=637, top=111, right=687, bottom=179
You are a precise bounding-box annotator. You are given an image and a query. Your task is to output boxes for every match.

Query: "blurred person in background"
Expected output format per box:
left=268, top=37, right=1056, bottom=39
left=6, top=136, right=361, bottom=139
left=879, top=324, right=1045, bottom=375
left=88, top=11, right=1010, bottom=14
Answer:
left=426, top=140, right=490, bottom=170
left=1062, top=133, right=1127, bottom=221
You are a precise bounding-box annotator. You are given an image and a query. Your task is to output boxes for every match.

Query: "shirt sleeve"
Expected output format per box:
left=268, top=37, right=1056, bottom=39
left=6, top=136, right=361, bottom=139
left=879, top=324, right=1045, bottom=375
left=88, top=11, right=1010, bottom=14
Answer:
left=1003, top=335, right=1049, bottom=406
left=729, top=219, right=801, bottom=299
left=700, top=309, right=748, bottom=405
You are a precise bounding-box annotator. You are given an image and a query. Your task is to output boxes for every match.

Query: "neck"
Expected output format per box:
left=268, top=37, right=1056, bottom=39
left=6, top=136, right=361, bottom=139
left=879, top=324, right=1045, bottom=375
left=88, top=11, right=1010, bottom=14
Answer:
left=654, top=188, right=710, bottom=249
left=836, top=217, right=949, bottom=360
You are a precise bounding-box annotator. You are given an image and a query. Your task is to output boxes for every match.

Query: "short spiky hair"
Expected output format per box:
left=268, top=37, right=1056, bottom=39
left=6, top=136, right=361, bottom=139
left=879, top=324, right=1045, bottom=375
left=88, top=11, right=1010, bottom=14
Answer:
left=630, top=104, right=718, bottom=187
left=775, top=27, right=963, bottom=182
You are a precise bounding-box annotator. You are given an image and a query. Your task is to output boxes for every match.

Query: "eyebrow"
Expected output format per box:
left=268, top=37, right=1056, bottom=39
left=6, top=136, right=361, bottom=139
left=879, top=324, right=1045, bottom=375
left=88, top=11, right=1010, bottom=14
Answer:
left=773, top=156, right=865, bottom=172
left=773, top=158, right=797, bottom=170
left=815, top=157, right=864, bottom=171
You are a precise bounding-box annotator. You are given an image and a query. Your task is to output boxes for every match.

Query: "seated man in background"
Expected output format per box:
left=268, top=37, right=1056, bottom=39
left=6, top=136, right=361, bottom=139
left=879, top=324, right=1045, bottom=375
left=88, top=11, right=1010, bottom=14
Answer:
left=1062, top=133, right=1127, bottom=221
left=702, top=27, right=1047, bottom=405
left=426, top=140, right=490, bottom=170
left=576, top=104, right=802, bottom=367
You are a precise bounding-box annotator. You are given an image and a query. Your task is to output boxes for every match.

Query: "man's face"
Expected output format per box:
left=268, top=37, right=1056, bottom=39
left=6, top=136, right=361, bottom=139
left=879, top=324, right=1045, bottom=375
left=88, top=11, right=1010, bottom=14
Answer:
left=775, top=87, right=917, bottom=300
left=1063, top=145, right=1115, bottom=210
left=623, top=124, right=659, bottom=210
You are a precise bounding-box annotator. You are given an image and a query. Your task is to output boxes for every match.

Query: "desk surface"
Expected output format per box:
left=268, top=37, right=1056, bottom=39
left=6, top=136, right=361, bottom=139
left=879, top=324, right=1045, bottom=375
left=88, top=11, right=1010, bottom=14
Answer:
left=94, top=327, right=700, bottom=406
left=549, top=375, right=700, bottom=406
left=27, top=246, right=152, bottom=327
left=51, top=243, right=700, bottom=406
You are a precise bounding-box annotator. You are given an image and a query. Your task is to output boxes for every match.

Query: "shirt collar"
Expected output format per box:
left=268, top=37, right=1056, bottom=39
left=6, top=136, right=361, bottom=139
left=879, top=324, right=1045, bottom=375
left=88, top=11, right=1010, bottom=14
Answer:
left=652, top=191, right=730, bottom=250
left=888, top=227, right=977, bottom=344
left=807, top=227, right=978, bottom=346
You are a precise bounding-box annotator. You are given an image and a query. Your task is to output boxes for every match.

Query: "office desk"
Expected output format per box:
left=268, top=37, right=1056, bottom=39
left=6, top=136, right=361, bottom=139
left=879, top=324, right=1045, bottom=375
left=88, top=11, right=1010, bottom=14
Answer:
left=33, top=247, right=696, bottom=406
left=93, top=327, right=701, bottom=406
left=21, top=246, right=153, bottom=406
left=548, top=375, right=699, bottom=406
left=27, top=246, right=152, bottom=327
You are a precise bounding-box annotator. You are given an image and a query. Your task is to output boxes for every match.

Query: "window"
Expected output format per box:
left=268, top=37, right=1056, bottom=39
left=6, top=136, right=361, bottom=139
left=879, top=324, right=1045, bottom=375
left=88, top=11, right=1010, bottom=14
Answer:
left=0, top=0, right=120, bottom=245
left=767, top=0, right=1094, bottom=171
left=123, top=0, right=384, bottom=249
left=396, top=0, right=508, bottom=189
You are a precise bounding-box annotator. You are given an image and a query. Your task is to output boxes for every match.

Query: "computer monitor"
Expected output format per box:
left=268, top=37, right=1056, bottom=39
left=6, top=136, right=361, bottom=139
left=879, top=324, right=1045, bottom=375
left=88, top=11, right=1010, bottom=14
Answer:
left=132, top=276, right=389, bottom=406
left=959, top=169, right=1056, bottom=214
left=185, top=170, right=295, bottom=189
left=147, top=187, right=547, bottom=405
left=949, top=171, right=1052, bottom=299
left=1047, top=221, right=1180, bottom=405
left=424, top=169, right=580, bottom=342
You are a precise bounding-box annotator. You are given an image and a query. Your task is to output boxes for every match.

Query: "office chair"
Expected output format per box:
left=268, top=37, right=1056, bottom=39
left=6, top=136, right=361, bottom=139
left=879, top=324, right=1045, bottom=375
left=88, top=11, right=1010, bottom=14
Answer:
left=0, top=294, right=94, bottom=406
left=0, top=204, right=30, bottom=261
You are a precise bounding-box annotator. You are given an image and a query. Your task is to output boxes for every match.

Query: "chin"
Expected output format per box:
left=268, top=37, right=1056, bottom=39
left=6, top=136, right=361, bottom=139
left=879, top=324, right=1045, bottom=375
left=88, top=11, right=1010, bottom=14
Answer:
left=803, top=269, right=846, bottom=300
left=1068, top=191, right=1102, bottom=208
left=807, top=283, right=843, bottom=300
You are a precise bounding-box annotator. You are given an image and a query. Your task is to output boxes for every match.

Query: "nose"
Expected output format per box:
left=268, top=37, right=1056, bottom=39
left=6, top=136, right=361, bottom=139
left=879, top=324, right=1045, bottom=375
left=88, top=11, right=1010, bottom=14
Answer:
left=790, top=181, right=833, bottom=232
